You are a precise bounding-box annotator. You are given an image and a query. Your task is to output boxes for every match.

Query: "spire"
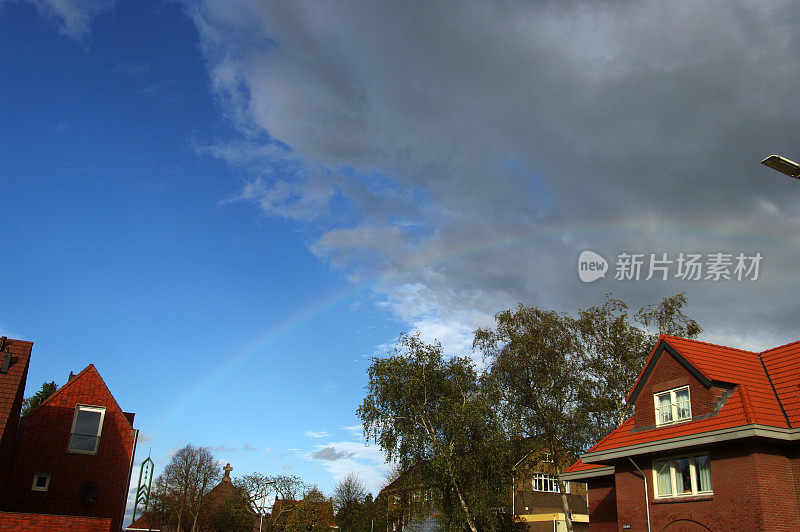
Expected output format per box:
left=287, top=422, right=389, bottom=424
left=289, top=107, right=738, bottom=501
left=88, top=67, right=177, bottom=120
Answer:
left=223, top=463, right=233, bottom=482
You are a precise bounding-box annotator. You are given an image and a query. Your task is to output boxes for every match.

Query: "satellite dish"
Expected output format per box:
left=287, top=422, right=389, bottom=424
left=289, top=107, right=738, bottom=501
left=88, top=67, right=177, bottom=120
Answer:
left=81, top=482, right=98, bottom=505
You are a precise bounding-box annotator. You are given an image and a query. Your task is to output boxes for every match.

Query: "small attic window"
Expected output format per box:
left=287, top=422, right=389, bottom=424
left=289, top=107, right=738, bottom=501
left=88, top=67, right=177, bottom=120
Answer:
left=655, top=386, right=691, bottom=425
left=32, top=472, right=50, bottom=491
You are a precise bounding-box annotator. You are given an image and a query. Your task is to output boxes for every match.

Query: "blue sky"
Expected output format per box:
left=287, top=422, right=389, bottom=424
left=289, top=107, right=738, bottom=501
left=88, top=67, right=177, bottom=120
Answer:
left=1, top=0, right=400, bottom=511
left=3, top=0, right=800, bottom=525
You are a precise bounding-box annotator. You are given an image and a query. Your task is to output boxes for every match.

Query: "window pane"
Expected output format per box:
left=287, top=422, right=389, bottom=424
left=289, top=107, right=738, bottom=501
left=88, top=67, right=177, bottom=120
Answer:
left=657, top=393, right=673, bottom=423
left=694, top=455, right=712, bottom=492
left=75, top=409, right=102, bottom=436
left=655, top=460, right=672, bottom=496
left=675, top=458, right=692, bottom=494
left=675, top=389, right=691, bottom=419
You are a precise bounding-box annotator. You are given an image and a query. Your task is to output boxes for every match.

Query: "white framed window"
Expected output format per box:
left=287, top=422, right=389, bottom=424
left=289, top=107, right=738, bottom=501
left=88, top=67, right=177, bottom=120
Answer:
left=31, top=473, right=51, bottom=491
left=654, top=386, right=691, bottom=425
left=532, top=473, right=569, bottom=493
left=67, top=405, right=106, bottom=454
left=653, top=453, right=713, bottom=498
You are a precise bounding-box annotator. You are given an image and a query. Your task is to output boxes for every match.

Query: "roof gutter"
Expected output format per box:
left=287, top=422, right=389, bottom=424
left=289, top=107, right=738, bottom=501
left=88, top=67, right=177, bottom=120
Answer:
left=581, top=424, right=800, bottom=464
left=561, top=465, right=615, bottom=482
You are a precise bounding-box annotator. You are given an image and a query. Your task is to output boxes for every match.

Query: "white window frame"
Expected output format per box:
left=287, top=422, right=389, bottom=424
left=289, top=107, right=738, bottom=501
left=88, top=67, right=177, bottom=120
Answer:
left=31, top=472, right=51, bottom=492
left=67, top=404, right=106, bottom=455
left=654, top=385, right=691, bottom=426
left=531, top=472, right=569, bottom=494
left=652, top=453, right=713, bottom=499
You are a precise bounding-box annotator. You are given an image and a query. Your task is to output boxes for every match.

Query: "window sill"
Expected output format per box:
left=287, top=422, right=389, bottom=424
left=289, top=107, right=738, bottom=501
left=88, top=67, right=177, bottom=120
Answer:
left=67, top=449, right=99, bottom=455
left=655, top=417, right=692, bottom=427
left=653, top=494, right=713, bottom=504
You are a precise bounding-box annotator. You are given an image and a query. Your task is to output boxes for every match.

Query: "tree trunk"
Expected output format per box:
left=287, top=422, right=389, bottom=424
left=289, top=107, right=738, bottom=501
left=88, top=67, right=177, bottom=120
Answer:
left=556, top=475, right=574, bottom=532
left=445, top=461, right=478, bottom=532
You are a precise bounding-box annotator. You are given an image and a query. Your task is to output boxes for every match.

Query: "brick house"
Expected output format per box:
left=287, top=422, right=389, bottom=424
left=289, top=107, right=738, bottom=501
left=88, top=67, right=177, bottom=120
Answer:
left=562, top=335, right=800, bottom=532
left=0, top=337, right=138, bottom=532
left=380, top=453, right=588, bottom=532
left=512, top=451, right=588, bottom=532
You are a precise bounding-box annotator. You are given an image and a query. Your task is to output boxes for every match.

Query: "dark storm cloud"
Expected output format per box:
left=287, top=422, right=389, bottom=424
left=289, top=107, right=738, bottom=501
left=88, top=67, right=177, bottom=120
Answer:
left=192, top=0, right=800, bottom=351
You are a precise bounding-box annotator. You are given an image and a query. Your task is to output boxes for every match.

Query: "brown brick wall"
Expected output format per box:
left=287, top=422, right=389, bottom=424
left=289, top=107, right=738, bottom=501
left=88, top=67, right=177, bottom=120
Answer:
left=611, top=441, right=800, bottom=531
left=633, top=351, right=720, bottom=430
left=4, top=367, right=135, bottom=532
left=0, top=511, right=112, bottom=531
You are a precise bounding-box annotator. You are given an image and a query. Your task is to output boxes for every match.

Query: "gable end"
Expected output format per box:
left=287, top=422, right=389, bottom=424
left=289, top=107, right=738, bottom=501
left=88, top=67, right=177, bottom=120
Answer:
left=628, top=340, right=712, bottom=405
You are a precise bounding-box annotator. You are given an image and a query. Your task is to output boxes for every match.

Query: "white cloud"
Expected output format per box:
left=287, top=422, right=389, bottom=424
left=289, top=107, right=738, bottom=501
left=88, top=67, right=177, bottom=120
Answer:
left=341, top=424, right=363, bottom=437
left=29, top=0, right=114, bottom=40
left=213, top=444, right=236, bottom=452
left=304, top=430, right=329, bottom=438
left=307, top=441, right=388, bottom=494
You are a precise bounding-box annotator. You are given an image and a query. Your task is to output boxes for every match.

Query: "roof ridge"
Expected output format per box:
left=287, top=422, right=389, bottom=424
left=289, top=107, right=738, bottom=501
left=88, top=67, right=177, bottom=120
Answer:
left=738, top=385, right=755, bottom=424
left=661, top=334, right=758, bottom=355
left=22, top=364, right=95, bottom=418
left=759, top=339, right=800, bottom=356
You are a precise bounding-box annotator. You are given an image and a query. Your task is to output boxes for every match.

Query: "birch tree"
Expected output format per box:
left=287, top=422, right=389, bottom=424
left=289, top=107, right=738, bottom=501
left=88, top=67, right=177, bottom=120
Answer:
left=357, top=332, right=509, bottom=532
left=475, top=307, right=589, bottom=532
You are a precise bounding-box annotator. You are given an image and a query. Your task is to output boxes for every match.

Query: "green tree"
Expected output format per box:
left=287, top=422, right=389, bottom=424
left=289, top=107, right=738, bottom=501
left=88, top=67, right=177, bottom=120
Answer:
left=475, top=293, right=701, bottom=532
left=475, top=307, right=589, bottom=532
left=333, top=473, right=366, bottom=532
left=21, top=381, right=57, bottom=416
left=357, top=332, right=510, bottom=532
left=209, top=484, right=255, bottom=531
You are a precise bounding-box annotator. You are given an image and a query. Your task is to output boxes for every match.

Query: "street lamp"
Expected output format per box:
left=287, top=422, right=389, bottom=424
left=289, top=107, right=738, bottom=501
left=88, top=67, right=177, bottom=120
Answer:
left=258, top=480, right=277, bottom=532
left=761, top=154, right=800, bottom=179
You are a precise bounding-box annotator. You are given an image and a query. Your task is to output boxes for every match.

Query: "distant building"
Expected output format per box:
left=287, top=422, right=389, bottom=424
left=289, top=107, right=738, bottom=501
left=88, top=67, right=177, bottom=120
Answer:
left=563, top=335, right=800, bottom=531
left=127, top=463, right=259, bottom=532
left=0, top=337, right=138, bottom=532
left=378, top=454, right=588, bottom=532
left=512, top=451, right=588, bottom=532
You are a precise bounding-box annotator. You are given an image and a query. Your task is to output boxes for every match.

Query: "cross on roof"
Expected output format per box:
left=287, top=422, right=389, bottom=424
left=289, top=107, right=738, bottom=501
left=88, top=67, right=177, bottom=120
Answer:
left=223, top=463, right=233, bottom=481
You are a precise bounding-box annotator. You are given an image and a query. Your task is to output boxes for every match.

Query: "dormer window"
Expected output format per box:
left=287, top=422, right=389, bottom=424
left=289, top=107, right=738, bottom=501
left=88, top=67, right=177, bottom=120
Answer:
left=654, top=386, right=691, bottom=425
left=68, top=405, right=105, bottom=454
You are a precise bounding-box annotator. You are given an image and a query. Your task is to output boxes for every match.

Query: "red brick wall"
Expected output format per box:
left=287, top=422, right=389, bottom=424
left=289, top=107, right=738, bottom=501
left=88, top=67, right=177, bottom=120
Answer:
left=612, top=441, right=800, bottom=531
left=633, top=351, right=723, bottom=429
left=587, top=475, right=616, bottom=532
left=4, top=366, right=136, bottom=532
left=0, top=511, right=112, bottom=531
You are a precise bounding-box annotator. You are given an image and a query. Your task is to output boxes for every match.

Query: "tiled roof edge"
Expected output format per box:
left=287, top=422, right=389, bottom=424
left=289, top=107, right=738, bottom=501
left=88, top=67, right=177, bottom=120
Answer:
left=581, top=423, right=800, bottom=463
left=758, top=339, right=800, bottom=355
left=659, top=335, right=757, bottom=355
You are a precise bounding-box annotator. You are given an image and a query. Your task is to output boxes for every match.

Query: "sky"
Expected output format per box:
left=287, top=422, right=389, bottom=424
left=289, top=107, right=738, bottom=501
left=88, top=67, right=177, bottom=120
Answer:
left=2, top=0, right=800, bottom=524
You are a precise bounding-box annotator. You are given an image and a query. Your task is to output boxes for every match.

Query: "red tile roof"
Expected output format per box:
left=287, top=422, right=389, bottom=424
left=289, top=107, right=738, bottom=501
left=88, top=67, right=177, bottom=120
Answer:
left=125, top=513, right=161, bottom=531
left=573, top=336, right=800, bottom=467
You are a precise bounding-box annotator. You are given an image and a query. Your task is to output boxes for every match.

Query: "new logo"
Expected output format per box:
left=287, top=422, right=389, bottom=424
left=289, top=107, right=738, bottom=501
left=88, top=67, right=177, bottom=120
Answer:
left=578, top=251, right=608, bottom=283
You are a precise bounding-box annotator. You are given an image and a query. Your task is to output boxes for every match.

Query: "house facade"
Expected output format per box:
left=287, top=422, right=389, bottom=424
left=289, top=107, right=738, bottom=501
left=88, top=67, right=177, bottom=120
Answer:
left=513, top=452, right=588, bottom=532
left=0, top=337, right=138, bottom=532
left=562, top=335, right=800, bottom=532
